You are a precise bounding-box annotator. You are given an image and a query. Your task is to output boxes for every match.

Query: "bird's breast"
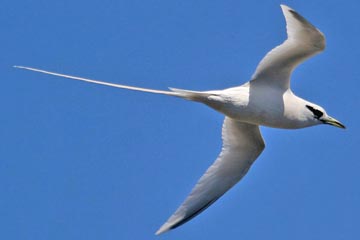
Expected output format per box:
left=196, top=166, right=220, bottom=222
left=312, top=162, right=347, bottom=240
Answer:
left=204, top=87, right=308, bottom=129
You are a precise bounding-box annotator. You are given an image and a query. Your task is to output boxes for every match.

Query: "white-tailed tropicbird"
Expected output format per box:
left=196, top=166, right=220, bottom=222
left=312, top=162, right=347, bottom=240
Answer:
left=15, top=4, right=345, bottom=235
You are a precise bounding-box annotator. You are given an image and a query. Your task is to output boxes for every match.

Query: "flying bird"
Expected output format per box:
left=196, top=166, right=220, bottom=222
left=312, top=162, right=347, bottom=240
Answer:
left=15, top=4, right=345, bottom=235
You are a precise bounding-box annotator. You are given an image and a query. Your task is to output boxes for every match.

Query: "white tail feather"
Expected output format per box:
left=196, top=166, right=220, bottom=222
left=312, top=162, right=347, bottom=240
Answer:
left=169, top=87, right=212, bottom=101
left=14, top=65, right=185, bottom=98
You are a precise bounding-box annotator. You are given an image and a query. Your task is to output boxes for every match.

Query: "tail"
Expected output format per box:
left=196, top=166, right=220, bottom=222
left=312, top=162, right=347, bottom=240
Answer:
left=14, top=66, right=211, bottom=101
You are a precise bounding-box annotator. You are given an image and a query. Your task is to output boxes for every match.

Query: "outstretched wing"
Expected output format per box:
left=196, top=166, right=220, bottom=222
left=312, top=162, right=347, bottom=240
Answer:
left=156, top=118, right=265, bottom=235
left=251, top=5, right=325, bottom=90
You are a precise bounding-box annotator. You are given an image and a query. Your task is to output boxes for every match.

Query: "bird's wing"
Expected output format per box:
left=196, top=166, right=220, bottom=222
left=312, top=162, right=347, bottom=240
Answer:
left=251, top=5, right=325, bottom=90
left=156, top=117, right=265, bottom=235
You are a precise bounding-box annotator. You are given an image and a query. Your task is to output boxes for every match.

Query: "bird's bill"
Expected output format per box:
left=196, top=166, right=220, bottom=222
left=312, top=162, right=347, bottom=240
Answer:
left=322, top=116, right=346, bottom=129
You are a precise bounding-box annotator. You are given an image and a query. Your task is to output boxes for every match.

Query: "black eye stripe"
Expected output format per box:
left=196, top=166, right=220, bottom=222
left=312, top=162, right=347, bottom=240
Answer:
left=306, top=105, right=323, bottom=119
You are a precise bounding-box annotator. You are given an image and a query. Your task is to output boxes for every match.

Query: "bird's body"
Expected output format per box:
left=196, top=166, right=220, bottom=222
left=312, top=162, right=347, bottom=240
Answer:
left=15, top=4, right=345, bottom=235
left=174, top=85, right=317, bottom=129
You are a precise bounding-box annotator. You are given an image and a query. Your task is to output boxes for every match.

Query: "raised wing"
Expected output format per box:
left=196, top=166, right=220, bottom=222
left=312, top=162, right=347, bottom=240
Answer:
left=156, top=118, right=265, bottom=235
left=251, top=5, right=325, bottom=89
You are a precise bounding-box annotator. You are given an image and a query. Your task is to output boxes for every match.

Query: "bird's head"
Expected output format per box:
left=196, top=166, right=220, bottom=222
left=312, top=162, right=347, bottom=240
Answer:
left=305, top=104, right=345, bottom=129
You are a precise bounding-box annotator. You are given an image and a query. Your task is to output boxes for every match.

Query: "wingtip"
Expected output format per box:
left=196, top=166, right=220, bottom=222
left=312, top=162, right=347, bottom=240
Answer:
left=155, top=224, right=171, bottom=235
left=280, top=4, right=293, bottom=12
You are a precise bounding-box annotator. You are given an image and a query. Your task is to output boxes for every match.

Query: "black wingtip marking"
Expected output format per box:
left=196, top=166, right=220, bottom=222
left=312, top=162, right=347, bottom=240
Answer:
left=170, top=197, right=220, bottom=230
left=289, top=9, right=308, bottom=24
left=288, top=8, right=317, bottom=29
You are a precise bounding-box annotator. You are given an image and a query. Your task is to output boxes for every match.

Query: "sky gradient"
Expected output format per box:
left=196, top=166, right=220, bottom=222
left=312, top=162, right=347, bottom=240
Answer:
left=2, top=0, right=360, bottom=239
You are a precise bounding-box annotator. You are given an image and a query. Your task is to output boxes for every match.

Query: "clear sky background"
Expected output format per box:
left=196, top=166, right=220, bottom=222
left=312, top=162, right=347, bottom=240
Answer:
left=2, top=0, right=359, bottom=239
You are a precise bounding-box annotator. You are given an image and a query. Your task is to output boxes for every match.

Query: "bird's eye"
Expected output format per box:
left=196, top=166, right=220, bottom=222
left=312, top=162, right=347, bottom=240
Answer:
left=306, top=105, right=323, bottom=119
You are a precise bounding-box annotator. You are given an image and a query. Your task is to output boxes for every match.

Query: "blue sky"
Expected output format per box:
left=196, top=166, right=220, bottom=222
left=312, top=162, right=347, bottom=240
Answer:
left=2, top=0, right=360, bottom=239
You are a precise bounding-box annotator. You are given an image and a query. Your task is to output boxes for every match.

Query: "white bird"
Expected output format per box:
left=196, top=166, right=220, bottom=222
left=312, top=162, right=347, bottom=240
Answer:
left=15, top=4, right=345, bottom=235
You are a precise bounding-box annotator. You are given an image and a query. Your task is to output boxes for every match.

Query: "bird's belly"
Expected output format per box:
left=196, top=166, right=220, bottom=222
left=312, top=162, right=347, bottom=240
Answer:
left=228, top=109, right=306, bottom=129
left=228, top=107, right=311, bottom=129
left=206, top=96, right=306, bottom=129
left=204, top=87, right=310, bottom=129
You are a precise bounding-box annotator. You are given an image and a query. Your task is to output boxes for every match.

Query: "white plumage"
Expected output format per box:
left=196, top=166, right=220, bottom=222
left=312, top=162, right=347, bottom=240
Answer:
left=14, top=4, right=345, bottom=235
